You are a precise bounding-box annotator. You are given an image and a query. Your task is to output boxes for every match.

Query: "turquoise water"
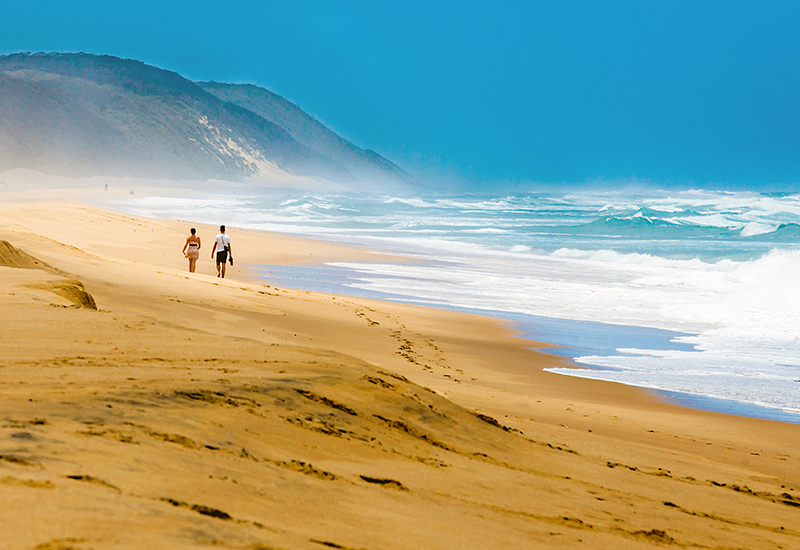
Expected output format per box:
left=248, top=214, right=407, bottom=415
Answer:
left=115, top=188, right=800, bottom=422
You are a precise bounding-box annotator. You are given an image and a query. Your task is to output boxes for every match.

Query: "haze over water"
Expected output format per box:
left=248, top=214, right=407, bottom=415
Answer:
left=118, top=188, right=800, bottom=422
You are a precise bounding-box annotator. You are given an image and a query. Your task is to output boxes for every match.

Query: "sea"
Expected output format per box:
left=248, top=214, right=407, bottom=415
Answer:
left=113, top=188, right=800, bottom=423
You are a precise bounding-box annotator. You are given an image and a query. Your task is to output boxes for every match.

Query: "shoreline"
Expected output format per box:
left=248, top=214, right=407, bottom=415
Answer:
left=99, top=185, right=799, bottom=422
left=249, top=261, right=800, bottom=425
left=3, top=194, right=795, bottom=425
left=1, top=197, right=799, bottom=548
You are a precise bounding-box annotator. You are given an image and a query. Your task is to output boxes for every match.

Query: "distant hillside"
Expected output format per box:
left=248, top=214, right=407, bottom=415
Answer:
left=198, top=82, right=412, bottom=185
left=0, top=52, right=413, bottom=189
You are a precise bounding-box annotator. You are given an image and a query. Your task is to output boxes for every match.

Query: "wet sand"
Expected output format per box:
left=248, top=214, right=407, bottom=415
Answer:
left=1, top=199, right=799, bottom=549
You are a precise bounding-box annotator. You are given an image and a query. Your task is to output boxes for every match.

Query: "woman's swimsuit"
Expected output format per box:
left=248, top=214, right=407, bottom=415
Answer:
left=186, top=242, right=200, bottom=259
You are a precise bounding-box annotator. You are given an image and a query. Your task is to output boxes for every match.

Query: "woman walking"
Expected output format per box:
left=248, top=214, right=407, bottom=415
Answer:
left=182, top=228, right=201, bottom=273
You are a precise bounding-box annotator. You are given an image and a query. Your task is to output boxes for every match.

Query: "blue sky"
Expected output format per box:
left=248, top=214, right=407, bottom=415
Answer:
left=2, top=1, right=799, bottom=190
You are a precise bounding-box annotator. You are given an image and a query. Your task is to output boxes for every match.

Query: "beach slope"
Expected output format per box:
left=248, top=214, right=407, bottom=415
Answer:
left=0, top=200, right=798, bottom=549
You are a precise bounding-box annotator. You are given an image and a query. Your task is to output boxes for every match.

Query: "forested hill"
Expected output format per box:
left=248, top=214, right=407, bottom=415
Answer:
left=0, top=52, right=413, bottom=189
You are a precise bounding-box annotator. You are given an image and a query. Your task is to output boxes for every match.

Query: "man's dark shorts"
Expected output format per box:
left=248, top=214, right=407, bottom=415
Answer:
left=216, top=250, right=228, bottom=264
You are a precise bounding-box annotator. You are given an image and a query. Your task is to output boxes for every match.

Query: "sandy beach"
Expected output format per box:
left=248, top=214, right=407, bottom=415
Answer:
left=1, top=198, right=799, bottom=549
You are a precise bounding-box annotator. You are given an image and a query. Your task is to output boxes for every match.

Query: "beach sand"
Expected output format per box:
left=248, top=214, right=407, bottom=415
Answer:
left=1, top=199, right=798, bottom=549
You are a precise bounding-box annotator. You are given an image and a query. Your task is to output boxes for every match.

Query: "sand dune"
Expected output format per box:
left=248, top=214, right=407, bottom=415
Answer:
left=0, top=200, right=798, bottom=549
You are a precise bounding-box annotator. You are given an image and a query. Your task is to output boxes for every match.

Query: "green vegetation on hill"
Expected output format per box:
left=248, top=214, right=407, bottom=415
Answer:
left=0, top=52, right=413, bottom=188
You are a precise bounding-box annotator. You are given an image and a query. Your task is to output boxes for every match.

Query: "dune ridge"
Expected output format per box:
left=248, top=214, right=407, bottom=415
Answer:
left=0, top=240, right=57, bottom=270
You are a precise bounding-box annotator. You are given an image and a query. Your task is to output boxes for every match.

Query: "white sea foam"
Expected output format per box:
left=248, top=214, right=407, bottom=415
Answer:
left=462, top=228, right=508, bottom=234
left=740, top=222, right=778, bottom=236
left=327, top=246, right=800, bottom=411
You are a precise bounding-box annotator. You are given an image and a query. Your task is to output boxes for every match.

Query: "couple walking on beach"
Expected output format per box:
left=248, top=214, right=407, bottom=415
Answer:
left=181, top=225, right=233, bottom=278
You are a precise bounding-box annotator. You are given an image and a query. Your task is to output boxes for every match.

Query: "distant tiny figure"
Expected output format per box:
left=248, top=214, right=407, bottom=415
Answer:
left=182, top=228, right=201, bottom=273
left=211, top=225, right=232, bottom=278
left=104, top=183, right=108, bottom=192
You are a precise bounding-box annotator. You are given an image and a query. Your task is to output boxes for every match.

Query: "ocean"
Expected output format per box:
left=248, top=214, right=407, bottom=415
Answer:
left=114, top=188, right=800, bottom=422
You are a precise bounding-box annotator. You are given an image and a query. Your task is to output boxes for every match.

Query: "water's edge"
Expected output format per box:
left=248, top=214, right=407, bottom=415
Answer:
left=252, top=262, right=800, bottom=425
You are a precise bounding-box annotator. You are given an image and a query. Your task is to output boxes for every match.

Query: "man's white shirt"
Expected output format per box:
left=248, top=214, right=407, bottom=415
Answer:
left=214, top=234, right=230, bottom=250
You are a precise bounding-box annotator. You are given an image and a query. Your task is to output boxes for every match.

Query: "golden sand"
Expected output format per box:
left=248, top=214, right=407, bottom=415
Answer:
left=0, top=200, right=798, bottom=549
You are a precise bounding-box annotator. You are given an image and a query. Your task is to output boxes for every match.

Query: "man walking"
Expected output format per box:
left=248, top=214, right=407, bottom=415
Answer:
left=211, top=225, right=232, bottom=278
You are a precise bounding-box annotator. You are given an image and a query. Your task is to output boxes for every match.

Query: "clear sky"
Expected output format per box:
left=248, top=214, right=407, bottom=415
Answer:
left=2, top=1, right=799, bottom=190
